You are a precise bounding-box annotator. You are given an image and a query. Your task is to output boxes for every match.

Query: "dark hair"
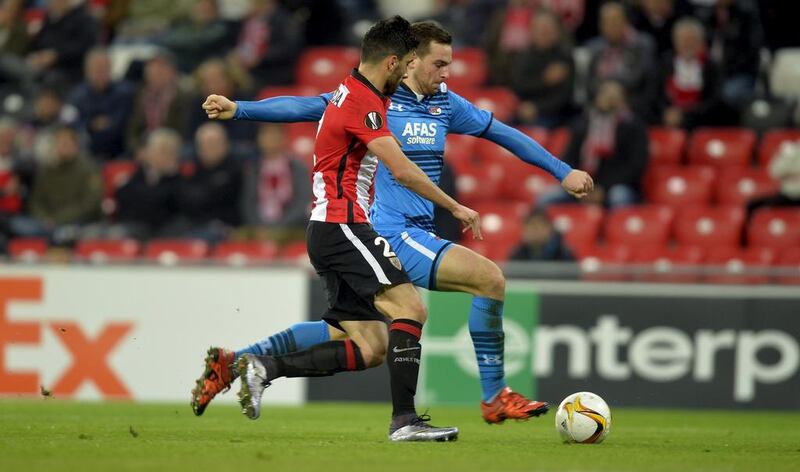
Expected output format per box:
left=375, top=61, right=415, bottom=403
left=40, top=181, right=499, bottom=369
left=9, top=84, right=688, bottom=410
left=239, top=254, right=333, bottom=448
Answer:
left=411, top=21, right=452, bottom=57
left=361, top=15, right=418, bottom=64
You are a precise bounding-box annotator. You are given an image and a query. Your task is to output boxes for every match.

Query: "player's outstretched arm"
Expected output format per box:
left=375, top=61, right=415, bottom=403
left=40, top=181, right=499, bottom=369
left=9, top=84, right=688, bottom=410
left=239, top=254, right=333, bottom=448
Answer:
left=202, top=93, right=328, bottom=123
left=482, top=119, right=593, bottom=198
left=368, top=136, right=482, bottom=239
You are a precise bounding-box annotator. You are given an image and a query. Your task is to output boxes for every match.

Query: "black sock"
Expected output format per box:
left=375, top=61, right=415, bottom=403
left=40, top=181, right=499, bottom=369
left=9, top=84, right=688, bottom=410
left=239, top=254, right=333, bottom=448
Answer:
left=388, top=319, right=423, bottom=418
left=257, top=340, right=365, bottom=381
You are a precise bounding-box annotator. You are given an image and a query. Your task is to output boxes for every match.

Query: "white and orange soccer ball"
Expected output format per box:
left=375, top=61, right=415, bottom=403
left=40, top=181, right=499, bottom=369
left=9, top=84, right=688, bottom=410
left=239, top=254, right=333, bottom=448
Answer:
left=555, top=392, right=612, bottom=444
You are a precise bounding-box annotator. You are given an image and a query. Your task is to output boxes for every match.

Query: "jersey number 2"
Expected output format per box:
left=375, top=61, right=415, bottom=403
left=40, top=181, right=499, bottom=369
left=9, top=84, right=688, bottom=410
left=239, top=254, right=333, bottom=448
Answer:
left=374, top=237, right=396, bottom=258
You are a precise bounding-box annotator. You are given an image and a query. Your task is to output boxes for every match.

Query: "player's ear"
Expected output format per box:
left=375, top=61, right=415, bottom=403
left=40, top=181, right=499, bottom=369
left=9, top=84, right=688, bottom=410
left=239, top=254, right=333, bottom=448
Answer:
left=386, top=55, right=399, bottom=72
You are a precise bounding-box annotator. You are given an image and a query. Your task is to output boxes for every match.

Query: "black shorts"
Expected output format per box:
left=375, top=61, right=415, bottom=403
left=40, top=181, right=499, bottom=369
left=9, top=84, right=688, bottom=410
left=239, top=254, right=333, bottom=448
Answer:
left=306, top=221, right=410, bottom=329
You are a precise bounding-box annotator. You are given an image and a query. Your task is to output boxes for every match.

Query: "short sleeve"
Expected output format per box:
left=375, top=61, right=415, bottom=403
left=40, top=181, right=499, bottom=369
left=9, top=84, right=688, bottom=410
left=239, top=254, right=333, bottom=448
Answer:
left=448, top=91, right=494, bottom=137
left=343, top=95, right=393, bottom=145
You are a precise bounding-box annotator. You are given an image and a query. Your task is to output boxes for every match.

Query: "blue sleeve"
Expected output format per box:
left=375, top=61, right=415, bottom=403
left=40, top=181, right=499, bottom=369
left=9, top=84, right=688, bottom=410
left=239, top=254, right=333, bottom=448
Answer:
left=233, top=93, right=331, bottom=122
left=483, top=119, right=573, bottom=182
left=448, top=91, right=494, bottom=136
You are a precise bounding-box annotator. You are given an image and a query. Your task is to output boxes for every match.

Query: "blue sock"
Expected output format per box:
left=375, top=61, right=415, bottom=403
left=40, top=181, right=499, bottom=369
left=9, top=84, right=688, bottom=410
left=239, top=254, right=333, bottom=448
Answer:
left=235, top=321, right=331, bottom=359
left=469, top=296, right=507, bottom=402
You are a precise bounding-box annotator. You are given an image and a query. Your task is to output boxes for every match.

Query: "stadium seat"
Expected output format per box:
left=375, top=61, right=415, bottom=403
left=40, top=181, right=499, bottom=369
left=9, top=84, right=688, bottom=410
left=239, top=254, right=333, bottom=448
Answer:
left=458, top=88, right=519, bottom=123
left=75, top=239, right=140, bottom=264
left=769, top=48, right=800, bottom=100
left=774, top=247, right=800, bottom=285
left=545, top=127, right=571, bottom=157
left=648, top=127, right=687, bottom=165
left=757, top=129, right=800, bottom=168
left=687, top=128, right=756, bottom=168
left=604, top=205, right=675, bottom=247
left=630, top=245, right=705, bottom=283
left=704, top=246, right=776, bottom=285
left=462, top=201, right=529, bottom=262
left=475, top=126, right=549, bottom=164
left=454, top=159, right=505, bottom=205
left=144, top=239, right=210, bottom=265
left=447, top=48, right=487, bottom=90
left=715, top=167, right=779, bottom=206
left=546, top=204, right=604, bottom=253
left=8, top=238, right=48, bottom=263
left=286, top=122, right=318, bottom=170
left=212, top=241, right=279, bottom=266
left=255, top=85, right=322, bottom=101
left=747, top=208, right=800, bottom=250
left=280, top=241, right=309, bottom=262
left=498, top=159, right=556, bottom=204
left=644, top=165, right=716, bottom=207
left=674, top=206, right=745, bottom=248
left=296, top=47, right=360, bottom=91
left=102, top=160, right=137, bottom=214
left=576, top=243, right=632, bottom=281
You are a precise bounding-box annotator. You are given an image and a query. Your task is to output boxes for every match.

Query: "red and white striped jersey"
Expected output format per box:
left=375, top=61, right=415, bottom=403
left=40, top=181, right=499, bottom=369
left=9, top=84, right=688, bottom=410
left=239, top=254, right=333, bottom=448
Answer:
left=310, top=69, right=392, bottom=223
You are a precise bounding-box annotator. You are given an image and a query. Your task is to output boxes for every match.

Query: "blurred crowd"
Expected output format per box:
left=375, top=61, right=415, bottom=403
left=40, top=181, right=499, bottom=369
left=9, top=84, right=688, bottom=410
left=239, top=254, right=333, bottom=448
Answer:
left=0, top=0, right=797, bottom=260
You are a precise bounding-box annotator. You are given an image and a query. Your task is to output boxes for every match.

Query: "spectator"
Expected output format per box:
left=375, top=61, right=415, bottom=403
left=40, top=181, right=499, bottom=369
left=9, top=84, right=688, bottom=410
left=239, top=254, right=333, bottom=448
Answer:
left=25, top=0, right=98, bottom=89
left=537, top=80, right=648, bottom=209
left=0, top=118, right=30, bottom=218
left=509, top=210, right=574, bottom=261
left=746, top=141, right=800, bottom=217
left=508, top=10, right=575, bottom=128
left=586, top=2, right=657, bottom=121
left=127, top=51, right=191, bottom=152
left=241, top=123, right=310, bottom=241
left=0, top=0, right=29, bottom=88
left=156, top=0, right=231, bottom=74
left=68, top=47, right=136, bottom=161
left=657, top=17, right=721, bottom=130
left=631, top=0, right=690, bottom=57
left=10, top=125, right=102, bottom=245
left=486, top=0, right=537, bottom=85
left=187, top=58, right=256, bottom=153
left=228, top=0, right=303, bottom=87
left=168, top=122, right=242, bottom=242
left=109, top=0, right=194, bottom=43
left=20, top=86, right=65, bottom=165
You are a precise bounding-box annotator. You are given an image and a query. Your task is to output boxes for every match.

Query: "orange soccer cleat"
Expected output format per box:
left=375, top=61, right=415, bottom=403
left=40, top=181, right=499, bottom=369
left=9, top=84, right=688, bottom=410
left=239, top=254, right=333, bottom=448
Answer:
left=191, top=347, right=236, bottom=416
left=481, top=387, right=550, bottom=424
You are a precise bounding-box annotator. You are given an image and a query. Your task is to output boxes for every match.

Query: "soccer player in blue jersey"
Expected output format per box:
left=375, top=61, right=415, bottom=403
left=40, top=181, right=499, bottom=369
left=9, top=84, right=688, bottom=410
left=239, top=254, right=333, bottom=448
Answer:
left=194, top=21, right=593, bottom=423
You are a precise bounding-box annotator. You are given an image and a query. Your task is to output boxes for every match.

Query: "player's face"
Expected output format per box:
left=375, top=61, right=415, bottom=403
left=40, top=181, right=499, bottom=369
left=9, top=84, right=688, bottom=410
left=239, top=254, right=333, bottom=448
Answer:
left=410, top=41, right=452, bottom=95
left=385, top=51, right=416, bottom=95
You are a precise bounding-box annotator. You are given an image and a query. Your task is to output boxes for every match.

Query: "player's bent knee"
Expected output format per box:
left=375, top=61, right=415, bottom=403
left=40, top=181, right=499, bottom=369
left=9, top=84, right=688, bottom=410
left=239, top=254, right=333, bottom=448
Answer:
left=483, top=263, right=506, bottom=299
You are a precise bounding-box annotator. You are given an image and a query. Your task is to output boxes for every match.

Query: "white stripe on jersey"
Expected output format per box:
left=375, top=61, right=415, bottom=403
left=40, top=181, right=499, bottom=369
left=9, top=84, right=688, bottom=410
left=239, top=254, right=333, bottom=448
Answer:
left=400, top=232, right=436, bottom=260
left=339, top=224, right=391, bottom=284
left=355, top=152, right=378, bottom=221
left=310, top=171, right=328, bottom=221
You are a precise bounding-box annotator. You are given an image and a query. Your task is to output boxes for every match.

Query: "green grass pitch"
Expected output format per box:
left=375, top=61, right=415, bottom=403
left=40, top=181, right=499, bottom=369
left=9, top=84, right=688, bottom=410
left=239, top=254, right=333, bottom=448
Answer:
left=1, top=400, right=799, bottom=472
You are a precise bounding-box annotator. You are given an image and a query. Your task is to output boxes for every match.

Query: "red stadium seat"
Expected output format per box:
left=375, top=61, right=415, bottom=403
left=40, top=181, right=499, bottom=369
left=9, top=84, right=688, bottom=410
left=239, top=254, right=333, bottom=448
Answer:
left=75, top=239, right=140, bottom=263
left=757, top=129, right=800, bottom=168
left=280, top=241, right=309, bottom=262
left=715, top=167, right=779, bottom=206
left=774, top=247, right=800, bottom=285
left=144, top=239, right=210, bottom=265
left=546, top=127, right=571, bottom=157
left=213, top=241, right=279, bottom=266
left=286, top=123, right=318, bottom=170
left=444, top=134, right=478, bottom=167
left=704, top=246, right=776, bottom=285
left=447, top=48, right=487, bottom=90
left=477, top=127, right=554, bottom=203
left=604, top=205, right=675, bottom=247
left=674, top=206, right=745, bottom=248
left=687, top=128, right=756, bottom=168
left=630, top=245, right=705, bottom=283
left=747, top=208, right=800, bottom=250
left=102, top=160, right=137, bottom=214
left=8, top=238, right=48, bottom=263
left=461, top=201, right=529, bottom=262
left=648, top=127, right=687, bottom=165
left=546, top=204, right=604, bottom=252
left=576, top=243, right=632, bottom=281
left=644, top=165, right=716, bottom=207
left=475, top=126, right=549, bottom=164
left=296, top=47, right=360, bottom=91
left=454, top=159, right=505, bottom=205
left=458, top=88, right=519, bottom=123
left=255, top=85, right=322, bottom=101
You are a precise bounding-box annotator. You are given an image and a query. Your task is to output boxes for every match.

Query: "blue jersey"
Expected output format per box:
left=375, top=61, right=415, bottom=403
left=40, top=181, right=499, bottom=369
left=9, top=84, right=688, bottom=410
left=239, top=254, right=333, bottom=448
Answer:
left=370, top=83, right=491, bottom=234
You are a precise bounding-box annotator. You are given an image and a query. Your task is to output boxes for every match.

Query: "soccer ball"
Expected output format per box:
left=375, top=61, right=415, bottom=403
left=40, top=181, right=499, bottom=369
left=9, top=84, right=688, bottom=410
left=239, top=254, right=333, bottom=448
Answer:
left=555, top=391, right=611, bottom=444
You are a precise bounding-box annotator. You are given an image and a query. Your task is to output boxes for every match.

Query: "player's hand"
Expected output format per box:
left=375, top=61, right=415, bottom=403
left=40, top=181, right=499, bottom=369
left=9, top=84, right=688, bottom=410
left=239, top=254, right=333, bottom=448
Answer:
left=561, top=170, right=594, bottom=199
left=202, top=94, right=237, bottom=120
left=452, top=204, right=482, bottom=240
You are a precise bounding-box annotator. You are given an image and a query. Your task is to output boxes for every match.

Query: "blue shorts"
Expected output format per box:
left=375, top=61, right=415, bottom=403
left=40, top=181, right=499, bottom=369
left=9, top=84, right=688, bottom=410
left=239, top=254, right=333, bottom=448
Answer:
left=383, top=227, right=454, bottom=290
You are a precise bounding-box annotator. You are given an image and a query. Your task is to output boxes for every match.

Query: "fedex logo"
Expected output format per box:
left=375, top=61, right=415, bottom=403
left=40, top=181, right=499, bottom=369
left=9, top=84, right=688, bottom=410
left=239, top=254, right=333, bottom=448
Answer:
left=0, top=278, right=133, bottom=399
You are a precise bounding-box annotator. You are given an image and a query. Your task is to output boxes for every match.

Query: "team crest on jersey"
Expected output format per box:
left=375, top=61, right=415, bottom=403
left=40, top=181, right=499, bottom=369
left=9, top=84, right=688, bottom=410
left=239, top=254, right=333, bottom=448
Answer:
left=364, top=111, right=383, bottom=130
left=428, top=106, right=442, bottom=116
left=389, top=256, right=402, bottom=270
